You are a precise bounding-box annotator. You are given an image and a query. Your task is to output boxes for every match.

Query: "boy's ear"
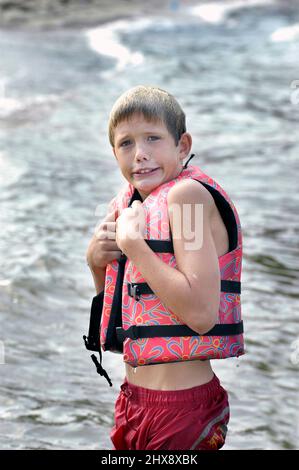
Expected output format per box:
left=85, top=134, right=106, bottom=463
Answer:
left=179, top=132, right=192, bottom=159
left=112, top=147, right=117, bottom=159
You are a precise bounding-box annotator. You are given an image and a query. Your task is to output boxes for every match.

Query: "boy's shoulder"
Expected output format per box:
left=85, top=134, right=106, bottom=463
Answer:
left=167, top=177, right=230, bottom=259
left=167, top=177, right=215, bottom=210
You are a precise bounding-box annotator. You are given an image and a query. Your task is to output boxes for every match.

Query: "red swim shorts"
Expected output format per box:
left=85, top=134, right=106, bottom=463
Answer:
left=110, top=374, right=230, bottom=451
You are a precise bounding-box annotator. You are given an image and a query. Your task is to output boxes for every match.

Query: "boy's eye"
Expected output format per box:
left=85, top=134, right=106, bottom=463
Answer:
left=148, top=136, right=159, bottom=141
left=120, top=140, right=131, bottom=147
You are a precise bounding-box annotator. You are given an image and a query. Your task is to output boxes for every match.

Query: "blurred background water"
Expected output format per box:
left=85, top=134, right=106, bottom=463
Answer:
left=0, top=0, right=298, bottom=450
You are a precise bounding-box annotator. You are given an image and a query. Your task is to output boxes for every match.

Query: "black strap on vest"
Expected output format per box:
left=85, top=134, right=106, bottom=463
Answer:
left=103, top=189, right=146, bottom=350
left=83, top=291, right=113, bottom=386
left=116, top=321, right=244, bottom=343
left=183, top=153, right=196, bottom=169
left=104, top=253, right=127, bottom=352
left=145, top=239, right=174, bottom=252
left=83, top=291, right=104, bottom=351
left=127, top=279, right=241, bottom=301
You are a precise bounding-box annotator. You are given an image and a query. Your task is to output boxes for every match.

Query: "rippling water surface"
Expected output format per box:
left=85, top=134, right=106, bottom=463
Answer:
left=0, top=0, right=298, bottom=450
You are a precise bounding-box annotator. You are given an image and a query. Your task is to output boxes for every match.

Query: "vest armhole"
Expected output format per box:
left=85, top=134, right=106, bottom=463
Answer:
left=191, top=179, right=239, bottom=252
left=128, top=188, right=143, bottom=206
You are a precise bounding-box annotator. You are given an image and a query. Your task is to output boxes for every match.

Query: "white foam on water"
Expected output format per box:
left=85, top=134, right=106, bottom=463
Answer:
left=0, top=96, right=23, bottom=118
left=85, top=19, right=152, bottom=72
left=270, top=23, right=299, bottom=42
left=0, top=151, right=27, bottom=187
left=0, top=76, right=60, bottom=119
left=190, top=0, right=273, bottom=24
left=0, top=78, right=23, bottom=118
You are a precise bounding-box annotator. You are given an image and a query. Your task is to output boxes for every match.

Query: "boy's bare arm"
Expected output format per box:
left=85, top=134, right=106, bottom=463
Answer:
left=88, top=263, right=106, bottom=295
left=117, top=180, right=220, bottom=334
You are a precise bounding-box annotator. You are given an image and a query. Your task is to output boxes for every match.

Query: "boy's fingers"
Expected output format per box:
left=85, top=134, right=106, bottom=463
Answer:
left=105, top=208, right=118, bottom=221
left=95, top=229, right=116, bottom=240
left=103, top=221, right=117, bottom=231
left=109, top=250, right=121, bottom=259
left=105, top=241, right=121, bottom=251
left=94, top=221, right=116, bottom=237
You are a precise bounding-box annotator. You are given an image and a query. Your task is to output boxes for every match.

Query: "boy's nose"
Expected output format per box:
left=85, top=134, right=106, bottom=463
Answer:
left=135, top=146, right=150, bottom=161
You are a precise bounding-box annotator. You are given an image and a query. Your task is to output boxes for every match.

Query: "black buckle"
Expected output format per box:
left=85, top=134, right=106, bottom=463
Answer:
left=128, top=325, right=139, bottom=340
left=116, top=327, right=125, bottom=343
left=116, top=326, right=139, bottom=341
left=128, top=283, right=141, bottom=301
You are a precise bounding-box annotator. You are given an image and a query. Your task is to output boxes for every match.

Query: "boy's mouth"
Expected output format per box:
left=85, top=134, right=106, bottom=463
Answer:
left=132, top=167, right=160, bottom=177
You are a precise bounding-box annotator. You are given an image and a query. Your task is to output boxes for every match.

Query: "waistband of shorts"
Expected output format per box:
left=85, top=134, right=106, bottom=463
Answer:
left=120, top=374, right=222, bottom=407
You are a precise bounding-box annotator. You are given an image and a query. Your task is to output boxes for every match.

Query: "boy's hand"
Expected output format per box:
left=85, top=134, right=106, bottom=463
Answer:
left=116, top=200, right=146, bottom=255
left=86, top=209, right=122, bottom=270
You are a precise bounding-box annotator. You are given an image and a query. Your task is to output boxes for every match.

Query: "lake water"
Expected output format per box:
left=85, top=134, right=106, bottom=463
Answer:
left=0, top=0, right=298, bottom=450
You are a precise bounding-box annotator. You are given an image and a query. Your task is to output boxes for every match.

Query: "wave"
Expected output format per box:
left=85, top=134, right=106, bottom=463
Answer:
left=190, top=0, right=273, bottom=24
left=270, top=23, right=299, bottom=42
left=85, top=19, right=151, bottom=72
left=0, top=78, right=24, bottom=118
left=0, top=77, right=62, bottom=124
left=0, top=151, right=27, bottom=187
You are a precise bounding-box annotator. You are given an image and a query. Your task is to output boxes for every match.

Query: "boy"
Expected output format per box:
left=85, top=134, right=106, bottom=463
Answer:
left=85, top=85, right=244, bottom=450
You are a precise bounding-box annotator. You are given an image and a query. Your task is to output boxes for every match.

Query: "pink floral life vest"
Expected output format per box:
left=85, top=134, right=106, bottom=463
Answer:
left=99, top=164, right=244, bottom=368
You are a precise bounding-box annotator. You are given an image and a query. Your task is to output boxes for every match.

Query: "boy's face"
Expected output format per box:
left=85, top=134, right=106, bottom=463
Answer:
left=112, top=113, right=192, bottom=200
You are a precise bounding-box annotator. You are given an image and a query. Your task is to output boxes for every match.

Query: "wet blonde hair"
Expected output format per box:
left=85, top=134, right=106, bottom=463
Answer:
left=108, top=85, right=186, bottom=147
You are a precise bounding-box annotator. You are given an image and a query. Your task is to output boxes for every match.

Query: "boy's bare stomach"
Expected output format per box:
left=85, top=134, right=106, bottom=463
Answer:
left=125, top=194, right=229, bottom=391
left=125, top=360, right=214, bottom=390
